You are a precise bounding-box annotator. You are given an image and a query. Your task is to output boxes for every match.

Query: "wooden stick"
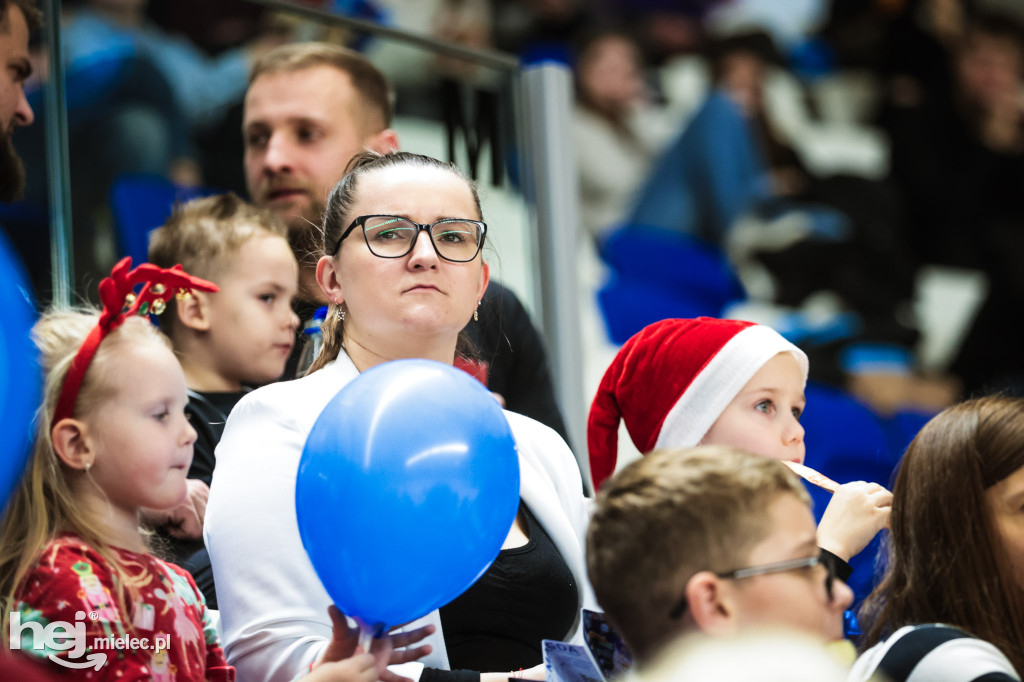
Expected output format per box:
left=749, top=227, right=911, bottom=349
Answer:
left=784, top=461, right=840, bottom=493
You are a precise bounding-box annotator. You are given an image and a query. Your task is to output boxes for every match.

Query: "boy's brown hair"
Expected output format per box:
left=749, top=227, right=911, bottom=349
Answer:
left=586, top=447, right=810, bottom=662
left=147, top=193, right=289, bottom=340
left=249, top=42, right=394, bottom=133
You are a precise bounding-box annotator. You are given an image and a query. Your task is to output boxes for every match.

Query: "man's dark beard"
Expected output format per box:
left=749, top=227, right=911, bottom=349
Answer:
left=0, top=130, right=26, bottom=204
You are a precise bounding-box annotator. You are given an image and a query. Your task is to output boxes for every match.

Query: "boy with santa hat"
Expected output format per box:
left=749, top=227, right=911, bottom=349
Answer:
left=588, top=317, right=891, bottom=576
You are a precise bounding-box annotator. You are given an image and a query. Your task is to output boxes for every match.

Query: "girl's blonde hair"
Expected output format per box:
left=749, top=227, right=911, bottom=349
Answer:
left=0, top=309, right=171, bottom=644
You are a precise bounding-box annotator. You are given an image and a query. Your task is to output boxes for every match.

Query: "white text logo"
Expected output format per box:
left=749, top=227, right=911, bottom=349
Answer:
left=10, top=610, right=107, bottom=670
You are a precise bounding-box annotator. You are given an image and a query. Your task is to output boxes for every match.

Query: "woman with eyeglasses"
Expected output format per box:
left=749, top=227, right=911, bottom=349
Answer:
left=851, top=396, right=1024, bottom=680
left=204, top=152, right=595, bottom=682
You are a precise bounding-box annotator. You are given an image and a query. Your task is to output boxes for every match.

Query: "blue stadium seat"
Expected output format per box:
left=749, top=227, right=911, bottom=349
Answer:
left=801, top=381, right=897, bottom=604
left=884, top=409, right=934, bottom=462
left=109, top=174, right=216, bottom=264
left=596, top=225, right=745, bottom=344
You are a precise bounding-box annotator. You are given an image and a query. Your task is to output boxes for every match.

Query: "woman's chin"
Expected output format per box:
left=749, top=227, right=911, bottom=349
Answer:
left=351, top=315, right=469, bottom=349
left=397, top=309, right=472, bottom=336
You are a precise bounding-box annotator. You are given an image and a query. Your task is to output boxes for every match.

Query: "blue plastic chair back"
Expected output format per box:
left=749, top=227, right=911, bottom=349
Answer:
left=109, top=174, right=217, bottom=265
left=801, top=382, right=899, bottom=604
left=884, top=409, right=934, bottom=460
left=597, top=225, right=745, bottom=344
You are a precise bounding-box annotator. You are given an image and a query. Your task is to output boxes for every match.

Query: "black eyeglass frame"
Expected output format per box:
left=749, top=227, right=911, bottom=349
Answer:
left=329, top=214, right=487, bottom=262
left=667, top=550, right=836, bottom=619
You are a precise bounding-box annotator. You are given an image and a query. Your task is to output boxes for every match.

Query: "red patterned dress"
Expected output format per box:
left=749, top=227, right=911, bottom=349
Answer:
left=10, top=533, right=234, bottom=681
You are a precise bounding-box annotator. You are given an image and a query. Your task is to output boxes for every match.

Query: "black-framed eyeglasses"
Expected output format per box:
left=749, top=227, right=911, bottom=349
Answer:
left=329, top=214, right=487, bottom=263
left=667, top=549, right=836, bottom=619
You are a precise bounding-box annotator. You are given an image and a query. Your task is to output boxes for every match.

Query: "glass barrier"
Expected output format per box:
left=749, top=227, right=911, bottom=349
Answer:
left=4, top=0, right=587, bottom=476
left=15, top=0, right=534, bottom=306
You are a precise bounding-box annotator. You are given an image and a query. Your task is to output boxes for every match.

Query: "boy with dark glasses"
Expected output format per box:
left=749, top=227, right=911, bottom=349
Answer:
left=586, top=446, right=853, bottom=666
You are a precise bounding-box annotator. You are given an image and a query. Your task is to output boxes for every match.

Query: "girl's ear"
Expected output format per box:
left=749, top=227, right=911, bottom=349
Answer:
left=51, top=419, right=95, bottom=471
left=686, top=571, right=739, bottom=637
left=177, top=290, right=212, bottom=332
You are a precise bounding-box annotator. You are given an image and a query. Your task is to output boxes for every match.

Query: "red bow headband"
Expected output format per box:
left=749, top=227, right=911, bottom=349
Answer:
left=53, top=257, right=219, bottom=426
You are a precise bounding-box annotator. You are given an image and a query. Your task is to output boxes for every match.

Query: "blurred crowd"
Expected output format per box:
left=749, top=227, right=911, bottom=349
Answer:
left=4, top=0, right=1022, bottom=412
left=3, top=1, right=1024, bottom=681
left=565, top=0, right=1024, bottom=411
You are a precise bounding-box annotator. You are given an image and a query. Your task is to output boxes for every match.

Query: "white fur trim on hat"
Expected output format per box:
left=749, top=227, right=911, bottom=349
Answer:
left=653, top=325, right=808, bottom=450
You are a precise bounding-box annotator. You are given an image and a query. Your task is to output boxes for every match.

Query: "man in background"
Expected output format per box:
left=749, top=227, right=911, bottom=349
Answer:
left=0, top=0, right=37, bottom=203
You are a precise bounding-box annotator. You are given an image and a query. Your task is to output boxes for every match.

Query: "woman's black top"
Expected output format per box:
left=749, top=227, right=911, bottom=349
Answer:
left=422, top=503, right=578, bottom=682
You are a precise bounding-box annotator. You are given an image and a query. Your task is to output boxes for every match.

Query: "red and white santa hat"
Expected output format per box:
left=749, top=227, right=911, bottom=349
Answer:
left=587, top=317, right=808, bottom=490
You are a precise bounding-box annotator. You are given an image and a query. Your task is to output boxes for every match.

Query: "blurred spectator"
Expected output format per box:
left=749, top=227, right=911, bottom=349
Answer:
left=433, top=0, right=492, bottom=66
left=704, top=0, right=829, bottom=53
left=572, top=28, right=677, bottom=243
left=882, top=10, right=1024, bottom=396
left=492, top=0, right=728, bottom=65
left=62, top=0, right=282, bottom=134
left=882, top=0, right=967, bottom=106
left=13, top=0, right=288, bottom=294
left=602, top=0, right=718, bottom=63
left=820, top=0, right=954, bottom=76
left=492, top=0, right=600, bottom=62
left=15, top=45, right=193, bottom=292
left=149, top=0, right=281, bottom=56
left=360, top=0, right=496, bottom=127
left=625, top=31, right=935, bottom=407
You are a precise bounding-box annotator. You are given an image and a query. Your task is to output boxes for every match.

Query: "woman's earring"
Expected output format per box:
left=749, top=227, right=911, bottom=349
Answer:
left=84, top=462, right=92, bottom=473
left=473, top=301, right=480, bottom=322
left=337, top=305, right=346, bottom=322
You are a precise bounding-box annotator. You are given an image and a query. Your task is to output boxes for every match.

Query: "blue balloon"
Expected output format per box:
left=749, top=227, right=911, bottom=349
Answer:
left=0, top=231, right=40, bottom=516
left=296, top=358, right=521, bottom=628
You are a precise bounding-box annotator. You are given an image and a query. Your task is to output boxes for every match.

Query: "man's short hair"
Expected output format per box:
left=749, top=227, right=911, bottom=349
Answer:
left=0, top=0, right=41, bottom=33
left=148, top=193, right=289, bottom=337
left=585, top=447, right=811, bottom=660
left=249, top=42, right=394, bottom=131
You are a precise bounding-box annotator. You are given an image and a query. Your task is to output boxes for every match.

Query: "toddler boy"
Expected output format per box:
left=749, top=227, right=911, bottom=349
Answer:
left=147, top=193, right=299, bottom=603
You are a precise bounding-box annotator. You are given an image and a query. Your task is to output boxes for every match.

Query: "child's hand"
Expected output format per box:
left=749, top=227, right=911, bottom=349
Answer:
left=817, top=481, right=892, bottom=561
left=318, top=606, right=436, bottom=682
left=142, top=479, right=209, bottom=538
left=305, top=653, right=378, bottom=682
left=319, top=605, right=361, bottom=666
